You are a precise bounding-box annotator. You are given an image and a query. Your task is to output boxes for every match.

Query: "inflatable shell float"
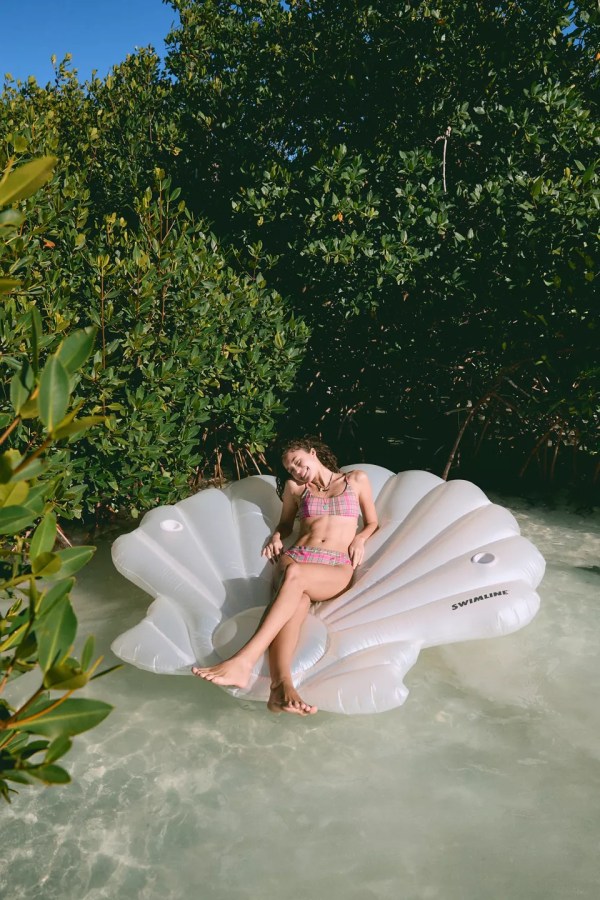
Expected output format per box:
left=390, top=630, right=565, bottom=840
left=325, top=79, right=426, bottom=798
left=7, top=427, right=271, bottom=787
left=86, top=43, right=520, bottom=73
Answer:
left=111, top=466, right=545, bottom=714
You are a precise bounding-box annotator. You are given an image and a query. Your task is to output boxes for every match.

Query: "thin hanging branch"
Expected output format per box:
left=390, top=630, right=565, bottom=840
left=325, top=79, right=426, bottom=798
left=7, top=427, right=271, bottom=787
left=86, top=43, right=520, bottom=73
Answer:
left=442, top=390, right=492, bottom=480
left=434, top=125, right=452, bottom=192
left=0, top=415, right=21, bottom=447
left=245, top=448, right=262, bottom=474
left=56, top=523, right=73, bottom=548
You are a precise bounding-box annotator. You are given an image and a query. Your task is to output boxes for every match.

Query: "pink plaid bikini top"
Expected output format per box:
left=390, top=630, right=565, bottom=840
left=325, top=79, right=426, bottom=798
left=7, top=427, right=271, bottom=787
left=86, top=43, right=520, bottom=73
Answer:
left=298, top=475, right=360, bottom=519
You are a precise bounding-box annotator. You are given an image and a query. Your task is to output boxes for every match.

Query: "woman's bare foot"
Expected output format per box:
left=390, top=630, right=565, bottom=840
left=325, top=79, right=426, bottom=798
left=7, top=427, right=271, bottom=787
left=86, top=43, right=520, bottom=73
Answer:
left=267, top=681, right=317, bottom=716
left=191, top=655, right=253, bottom=689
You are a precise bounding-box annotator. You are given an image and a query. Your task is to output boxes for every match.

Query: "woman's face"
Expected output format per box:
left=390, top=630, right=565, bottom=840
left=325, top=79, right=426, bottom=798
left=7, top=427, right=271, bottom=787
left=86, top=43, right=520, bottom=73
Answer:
left=282, top=447, right=316, bottom=484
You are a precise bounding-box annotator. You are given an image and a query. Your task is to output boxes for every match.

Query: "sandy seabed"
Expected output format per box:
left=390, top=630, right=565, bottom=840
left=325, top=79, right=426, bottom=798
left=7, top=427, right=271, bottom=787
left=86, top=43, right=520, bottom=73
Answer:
left=2, top=496, right=599, bottom=900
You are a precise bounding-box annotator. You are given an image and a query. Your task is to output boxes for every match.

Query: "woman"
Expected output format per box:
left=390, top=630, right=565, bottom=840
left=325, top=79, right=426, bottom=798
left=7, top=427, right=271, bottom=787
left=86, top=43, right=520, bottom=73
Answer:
left=192, top=437, right=378, bottom=715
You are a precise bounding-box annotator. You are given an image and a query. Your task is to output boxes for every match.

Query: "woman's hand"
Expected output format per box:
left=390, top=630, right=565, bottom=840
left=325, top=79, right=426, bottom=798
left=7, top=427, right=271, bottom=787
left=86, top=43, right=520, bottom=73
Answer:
left=348, top=536, right=366, bottom=569
left=262, top=533, right=284, bottom=564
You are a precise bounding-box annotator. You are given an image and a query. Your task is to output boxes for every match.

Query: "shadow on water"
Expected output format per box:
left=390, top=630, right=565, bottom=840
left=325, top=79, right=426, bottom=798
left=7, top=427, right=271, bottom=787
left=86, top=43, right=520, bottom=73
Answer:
left=576, top=564, right=600, bottom=575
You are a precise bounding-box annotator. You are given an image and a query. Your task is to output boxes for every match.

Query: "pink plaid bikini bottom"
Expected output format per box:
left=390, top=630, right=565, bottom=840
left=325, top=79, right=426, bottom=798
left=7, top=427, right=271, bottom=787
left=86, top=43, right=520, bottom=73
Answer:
left=284, top=545, right=352, bottom=567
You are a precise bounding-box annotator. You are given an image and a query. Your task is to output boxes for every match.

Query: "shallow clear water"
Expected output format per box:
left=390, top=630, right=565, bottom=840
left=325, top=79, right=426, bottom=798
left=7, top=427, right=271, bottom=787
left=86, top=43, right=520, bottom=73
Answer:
left=3, top=497, right=600, bottom=900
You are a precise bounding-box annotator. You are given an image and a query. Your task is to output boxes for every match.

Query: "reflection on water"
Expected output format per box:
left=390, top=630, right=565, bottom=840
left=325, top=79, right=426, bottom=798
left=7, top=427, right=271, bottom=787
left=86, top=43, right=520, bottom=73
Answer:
left=3, top=497, right=599, bottom=900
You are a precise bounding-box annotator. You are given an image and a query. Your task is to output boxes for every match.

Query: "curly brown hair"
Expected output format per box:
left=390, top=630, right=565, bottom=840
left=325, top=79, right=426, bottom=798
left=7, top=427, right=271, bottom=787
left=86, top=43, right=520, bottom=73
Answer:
left=275, top=435, right=341, bottom=498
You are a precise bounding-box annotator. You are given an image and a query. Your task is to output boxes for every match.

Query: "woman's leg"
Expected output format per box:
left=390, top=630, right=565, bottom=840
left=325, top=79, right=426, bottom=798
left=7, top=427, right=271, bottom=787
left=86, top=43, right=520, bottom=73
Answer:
left=267, top=590, right=315, bottom=715
left=191, top=559, right=352, bottom=694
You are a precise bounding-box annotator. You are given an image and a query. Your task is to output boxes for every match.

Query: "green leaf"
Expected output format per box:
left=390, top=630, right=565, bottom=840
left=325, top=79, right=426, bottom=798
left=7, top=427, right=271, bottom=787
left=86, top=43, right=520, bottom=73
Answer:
left=18, top=397, right=39, bottom=420
left=53, top=416, right=105, bottom=441
left=20, top=739, right=50, bottom=759
left=0, top=505, right=35, bottom=534
left=0, top=278, right=21, bottom=294
left=43, top=660, right=88, bottom=691
left=21, top=484, right=45, bottom=517
left=44, top=735, right=72, bottom=764
left=42, top=400, right=83, bottom=435
left=36, top=595, right=77, bottom=673
left=81, top=635, right=95, bottom=671
left=31, top=551, right=62, bottom=577
left=38, top=356, right=70, bottom=432
left=9, top=371, right=30, bottom=416
left=46, top=546, right=95, bottom=579
left=29, top=764, right=71, bottom=785
left=12, top=698, right=113, bottom=738
left=531, top=176, right=543, bottom=198
left=0, top=479, right=29, bottom=507
left=37, top=578, right=75, bottom=618
left=0, top=452, right=15, bottom=483
left=12, top=135, right=28, bottom=153
left=56, top=327, right=97, bottom=375
left=0, top=208, right=25, bottom=228
left=1, top=452, right=19, bottom=484
left=30, top=511, right=57, bottom=559
left=15, top=631, right=37, bottom=661
left=0, top=621, right=29, bottom=653
left=0, top=357, right=20, bottom=373
left=0, top=156, right=57, bottom=206
left=1, top=770, right=33, bottom=785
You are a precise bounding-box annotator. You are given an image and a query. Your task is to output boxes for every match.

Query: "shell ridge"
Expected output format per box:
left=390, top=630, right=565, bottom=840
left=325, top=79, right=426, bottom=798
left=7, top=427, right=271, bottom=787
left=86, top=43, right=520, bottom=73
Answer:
left=329, top=534, right=542, bottom=630
left=191, top=487, right=248, bottom=582
left=114, top=526, right=224, bottom=608
left=144, top=615, right=193, bottom=656
left=168, top=489, right=261, bottom=616
left=112, top=531, right=159, bottom=586
left=176, top=504, right=234, bottom=589
left=135, top=530, right=224, bottom=613
left=332, top=580, right=541, bottom=658
left=323, top=504, right=520, bottom=623
left=174, top=516, right=271, bottom=619
left=325, top=486, right=496, bottom=610
left=225, top=478, right=285, bottom=583
left=228, top=490, right=253, bottom=580
left=372, top=470, right=443, bottom=524
left=298, top=642, right=420, bottom=714
left=111, top=620, right=196, bottom=672
left=300, top=639, right=421, bottom=682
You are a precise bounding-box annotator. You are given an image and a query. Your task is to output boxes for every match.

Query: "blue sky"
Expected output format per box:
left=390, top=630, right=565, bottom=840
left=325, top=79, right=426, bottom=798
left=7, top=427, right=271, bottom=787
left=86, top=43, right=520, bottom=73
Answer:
left=2, top=0, right=180, bottom=86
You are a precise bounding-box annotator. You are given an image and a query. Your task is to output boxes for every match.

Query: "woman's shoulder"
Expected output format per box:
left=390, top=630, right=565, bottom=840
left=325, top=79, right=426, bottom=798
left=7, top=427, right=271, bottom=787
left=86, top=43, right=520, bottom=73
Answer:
left=345, top=470, right=375, bottom=511
left=282, top=478, right=306, bottom=499
left=344, top=469, right=373, bottom=498
left=344, top=468, right=370, bottom=486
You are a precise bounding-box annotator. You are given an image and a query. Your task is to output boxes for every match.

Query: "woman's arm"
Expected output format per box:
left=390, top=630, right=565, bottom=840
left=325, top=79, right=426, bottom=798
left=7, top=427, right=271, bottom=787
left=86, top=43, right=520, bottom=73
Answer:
left=262, top=479, right=298, bottom=562
left=348, top=470, right=378, bottom=568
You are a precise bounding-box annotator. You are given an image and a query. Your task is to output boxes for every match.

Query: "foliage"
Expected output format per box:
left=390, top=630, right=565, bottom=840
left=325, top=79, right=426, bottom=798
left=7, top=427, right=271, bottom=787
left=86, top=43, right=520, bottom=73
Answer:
left=0, top=157, right=113, bottom=802
left=62, top=169, right=308, bottom=513
left=1, top=1, right=598, bottom=496
left=1, top=49, right=176, bottom=220
left=164, top=0, right=600, bottom=486
left=0, top=66, right=309, bottom=516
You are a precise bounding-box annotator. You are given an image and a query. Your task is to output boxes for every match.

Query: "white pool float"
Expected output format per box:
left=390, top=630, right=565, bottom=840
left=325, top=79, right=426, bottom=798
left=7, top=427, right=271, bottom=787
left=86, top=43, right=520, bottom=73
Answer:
left=110, top=466, right=545, bottom=714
